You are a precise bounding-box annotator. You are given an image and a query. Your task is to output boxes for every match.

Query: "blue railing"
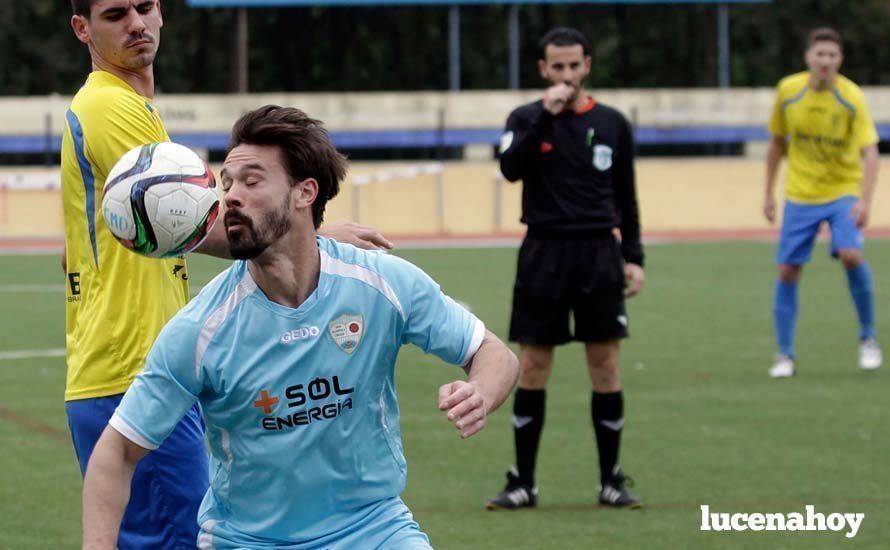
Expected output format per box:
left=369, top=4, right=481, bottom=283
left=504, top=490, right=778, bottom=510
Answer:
left=2, top=124, right=889, bottom=154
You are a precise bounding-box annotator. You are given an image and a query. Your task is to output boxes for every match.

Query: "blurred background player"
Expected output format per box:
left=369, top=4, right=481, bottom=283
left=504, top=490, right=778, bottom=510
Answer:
left=764, top=27, right=882, bottom=378
left=486, top=27, right=644, bottom=510
left=62, top=1, right=389, bottom=547
left=81, top=105, right=518, bottom=549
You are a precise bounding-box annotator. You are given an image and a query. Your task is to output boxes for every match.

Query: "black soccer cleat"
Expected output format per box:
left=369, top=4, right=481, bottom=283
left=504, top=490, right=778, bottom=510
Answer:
left=485, top=466, right=538, bottom=510
left=598, top=467, right=641, bottom=509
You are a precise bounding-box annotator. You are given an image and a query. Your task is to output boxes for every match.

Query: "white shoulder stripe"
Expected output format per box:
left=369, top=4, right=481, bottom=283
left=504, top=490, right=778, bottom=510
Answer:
left=109, top=413, right=158, bottom=450
left=195, top=271, right=257, bottom=378
left=320, top=249, right=405, bottom=320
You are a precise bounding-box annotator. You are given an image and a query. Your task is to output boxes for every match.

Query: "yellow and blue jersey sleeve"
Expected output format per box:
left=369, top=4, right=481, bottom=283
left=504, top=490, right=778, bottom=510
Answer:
left=61, top=71, right=189, bottom=401
left=769, top=72, right=879, bottom=204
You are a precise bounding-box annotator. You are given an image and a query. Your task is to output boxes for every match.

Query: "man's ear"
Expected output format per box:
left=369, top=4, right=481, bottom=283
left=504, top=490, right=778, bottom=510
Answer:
left=294, top=178, right=319, bottom=211
left=71, top=15, right=91, bottom=45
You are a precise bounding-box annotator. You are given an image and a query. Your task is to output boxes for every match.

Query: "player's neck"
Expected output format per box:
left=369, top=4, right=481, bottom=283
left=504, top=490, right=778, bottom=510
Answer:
left=808, top=73, right=837, bottom=91
left=91, top=60, right=155, bottom=98
left=247, top=228, right=320, bottom=309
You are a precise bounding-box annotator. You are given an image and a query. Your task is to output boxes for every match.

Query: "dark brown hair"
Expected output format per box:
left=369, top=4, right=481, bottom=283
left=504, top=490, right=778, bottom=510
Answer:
left=228, top=105, right=347, bottom=229
left=807, top=27, right=843, bottom=50
left=539, top=27, right=591, bottom=58
left=71, top=0, right=98, bottom=17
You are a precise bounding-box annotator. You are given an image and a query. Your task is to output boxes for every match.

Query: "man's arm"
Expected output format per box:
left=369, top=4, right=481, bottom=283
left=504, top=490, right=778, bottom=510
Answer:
left=499, top=108, right=551, bottom=182
left=763, top=134, right=786, bottom=224
left=317, top=221, right=393, bottom=250
left=438, top=330, right=518, bottom=439
left=853, top=143, right=880, bottom=228
left=82, top=426, right=150, bottom=549
left=193, top=218, right=393, bottom=259
left=613, top=117, right=645, bottom=297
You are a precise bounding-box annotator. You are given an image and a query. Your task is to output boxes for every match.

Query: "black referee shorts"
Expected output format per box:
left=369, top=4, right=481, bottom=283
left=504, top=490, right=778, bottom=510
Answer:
left=509, top=233, right=628, bottom=346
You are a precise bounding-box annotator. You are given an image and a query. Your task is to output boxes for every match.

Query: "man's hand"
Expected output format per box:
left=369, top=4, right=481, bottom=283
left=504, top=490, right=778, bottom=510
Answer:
left=319, top=221, right=393, bottom=251
left=438, top=380, right=488, bottom=439
left=542, top=83, right=575, bottom=115
left=624, top=263, right=644, bottom=298
left=763, top=195, right=776, bottom=224
left=851, top=199, right=870, bottom=228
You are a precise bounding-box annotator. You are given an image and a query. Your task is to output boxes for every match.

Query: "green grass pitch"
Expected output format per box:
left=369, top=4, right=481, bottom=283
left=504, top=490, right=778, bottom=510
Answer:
left=0, top=241, right=887, bottom=548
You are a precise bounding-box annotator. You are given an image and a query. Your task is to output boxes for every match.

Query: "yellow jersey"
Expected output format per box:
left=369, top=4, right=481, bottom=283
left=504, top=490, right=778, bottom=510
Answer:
left=61, top=71, right=189, bottom=401
left=769, top=71, right=879, bottom=204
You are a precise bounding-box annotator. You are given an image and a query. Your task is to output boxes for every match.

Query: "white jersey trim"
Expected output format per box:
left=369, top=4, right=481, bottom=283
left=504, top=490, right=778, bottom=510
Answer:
left=195, top=270, right=257, bottom=378
left=109, top=412, right=159, bottom=450
left=320, top=249, right=405, bottom=320
left=460, top=318, right=487, bottom=367
left=197, top=519, right=217, bottom=549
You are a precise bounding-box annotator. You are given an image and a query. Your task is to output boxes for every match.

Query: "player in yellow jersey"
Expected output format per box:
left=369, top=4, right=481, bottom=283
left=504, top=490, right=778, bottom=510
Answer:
left=63, top=1, right=390, bottom=547
left=763, top=27, right=881, bottom=378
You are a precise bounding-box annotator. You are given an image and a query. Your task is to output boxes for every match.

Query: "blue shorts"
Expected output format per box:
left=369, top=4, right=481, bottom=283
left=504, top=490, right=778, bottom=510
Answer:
left=776, top=195, right=864, bottom=265
left=66, top=394, right=209, bottom=549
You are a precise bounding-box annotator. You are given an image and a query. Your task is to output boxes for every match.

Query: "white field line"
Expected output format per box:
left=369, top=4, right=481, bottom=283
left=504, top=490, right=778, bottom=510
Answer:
left=0, top=284, right=65, bottom=292
left=0, top=348, right=65, bottom=360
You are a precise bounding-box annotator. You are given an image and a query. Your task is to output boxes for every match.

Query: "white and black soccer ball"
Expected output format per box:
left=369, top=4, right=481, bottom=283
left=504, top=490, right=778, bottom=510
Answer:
left=101, top=142, right=220, bottom=258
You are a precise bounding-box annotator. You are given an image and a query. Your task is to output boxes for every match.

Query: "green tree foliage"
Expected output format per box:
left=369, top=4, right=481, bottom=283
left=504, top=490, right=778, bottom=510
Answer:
left=2, top=0, right=890, bottom=95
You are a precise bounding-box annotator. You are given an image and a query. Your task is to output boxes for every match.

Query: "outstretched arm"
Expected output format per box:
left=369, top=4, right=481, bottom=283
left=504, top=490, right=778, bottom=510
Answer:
left=438, top=330, right=519, bottom=439
left=82, top=426, right=150, bottom=549
left=194, top=219, right=393, bottom=259
left=318, top=221, right=393, bottom=250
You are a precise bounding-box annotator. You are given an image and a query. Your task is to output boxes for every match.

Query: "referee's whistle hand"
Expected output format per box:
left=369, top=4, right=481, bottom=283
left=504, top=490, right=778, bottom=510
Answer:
left=624, top=263, right=645, bottom=298
left=438, top=380, right=488, bottom=439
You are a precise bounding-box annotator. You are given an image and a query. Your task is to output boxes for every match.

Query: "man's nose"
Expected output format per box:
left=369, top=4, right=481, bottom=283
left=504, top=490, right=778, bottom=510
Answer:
left=126, top=10, right=148, bottom=34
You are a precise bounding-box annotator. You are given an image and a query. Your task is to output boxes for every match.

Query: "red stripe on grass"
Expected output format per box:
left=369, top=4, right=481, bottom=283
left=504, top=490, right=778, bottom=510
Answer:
left=0, top=405, right=69, bottom=443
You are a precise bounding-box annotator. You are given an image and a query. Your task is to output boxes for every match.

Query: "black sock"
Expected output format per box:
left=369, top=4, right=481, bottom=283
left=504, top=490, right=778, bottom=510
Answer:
left=591, top=390, right=624, bottom=484
left=513, top=388, right=545, bottom=486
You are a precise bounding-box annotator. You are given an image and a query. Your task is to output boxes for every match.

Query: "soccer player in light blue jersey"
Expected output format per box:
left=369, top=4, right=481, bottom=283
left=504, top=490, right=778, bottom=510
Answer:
left=81, top=105, right=519, bottom=549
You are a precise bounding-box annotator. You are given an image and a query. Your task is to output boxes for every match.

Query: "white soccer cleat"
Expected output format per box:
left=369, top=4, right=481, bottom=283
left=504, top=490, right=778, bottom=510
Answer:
left=859, top=339, right=882, bottom=371
left=768, top=355, right=796, bottom=378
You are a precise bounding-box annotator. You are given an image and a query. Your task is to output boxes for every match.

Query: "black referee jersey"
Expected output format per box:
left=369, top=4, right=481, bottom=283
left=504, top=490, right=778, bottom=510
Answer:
left=499, top=97, right=644, bottom=267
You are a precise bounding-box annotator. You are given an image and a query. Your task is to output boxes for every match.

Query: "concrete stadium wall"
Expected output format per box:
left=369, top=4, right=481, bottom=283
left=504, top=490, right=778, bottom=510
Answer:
left=5, top=87, right=890, bottom=137
left=6, top=158, right=890, bottom=240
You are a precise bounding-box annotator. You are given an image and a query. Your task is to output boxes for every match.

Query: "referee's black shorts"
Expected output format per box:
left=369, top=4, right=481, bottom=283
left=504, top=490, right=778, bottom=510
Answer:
left=509, top=232, right=628, bottom=346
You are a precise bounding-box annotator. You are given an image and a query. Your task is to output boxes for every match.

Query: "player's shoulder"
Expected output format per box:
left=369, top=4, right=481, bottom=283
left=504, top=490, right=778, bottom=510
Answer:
left=509, top=100, right=545, bottom=121
left=319, top=236, right=424, bottom=279
left=834, top=75, right=867, bottom=102
left=775, top=72, right=809, bottom=96
left=591, top=100, right=631, bottom=125
left=318, top=237, right=432, bottom=314
left=70, top=72, right=149, bottom=123
left=171, top=262, right=253, bottom=333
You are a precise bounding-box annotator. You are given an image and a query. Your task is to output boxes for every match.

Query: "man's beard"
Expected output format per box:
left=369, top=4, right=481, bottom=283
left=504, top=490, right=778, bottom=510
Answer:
left=225, top=202, right=292, bottom=260
left=117, top=33, right=158, bottom=69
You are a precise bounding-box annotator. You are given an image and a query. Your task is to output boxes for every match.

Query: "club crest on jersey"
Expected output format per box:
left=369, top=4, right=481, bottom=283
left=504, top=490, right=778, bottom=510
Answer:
left=593, top=144, right=613, bottom=171
left=328, top=313, right=364, bottom=354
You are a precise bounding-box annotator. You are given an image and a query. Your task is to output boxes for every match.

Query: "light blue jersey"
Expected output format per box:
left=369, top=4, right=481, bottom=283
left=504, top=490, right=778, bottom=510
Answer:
left=111, top=237, right=485, bottom=549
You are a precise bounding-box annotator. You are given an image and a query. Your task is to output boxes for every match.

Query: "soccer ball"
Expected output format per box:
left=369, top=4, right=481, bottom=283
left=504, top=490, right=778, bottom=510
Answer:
left=101, top=142, right=220, bottom=258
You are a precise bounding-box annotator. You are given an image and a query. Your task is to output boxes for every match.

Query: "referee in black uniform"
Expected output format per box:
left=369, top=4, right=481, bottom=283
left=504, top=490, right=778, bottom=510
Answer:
left=487, top=27, right=644, bottom=510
